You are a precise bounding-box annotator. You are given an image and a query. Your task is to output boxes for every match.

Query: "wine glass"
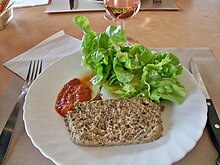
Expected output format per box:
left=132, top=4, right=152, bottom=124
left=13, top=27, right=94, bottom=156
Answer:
left=104, top=0, right=141, bottom=43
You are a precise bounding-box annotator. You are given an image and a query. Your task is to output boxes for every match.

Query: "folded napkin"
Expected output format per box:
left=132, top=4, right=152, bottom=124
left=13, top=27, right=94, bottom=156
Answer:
left=13, top=0, right=49, bottom=8
left=3, top=30, right=81, bottom=80
left=45, top=0, right=179, bottom=13
left=45, top=0, right=104, bottom=13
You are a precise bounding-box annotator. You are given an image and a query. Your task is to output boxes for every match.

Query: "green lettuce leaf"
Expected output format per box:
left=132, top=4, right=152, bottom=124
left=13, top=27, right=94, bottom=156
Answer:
left=73, top=15, right=186, bottom=104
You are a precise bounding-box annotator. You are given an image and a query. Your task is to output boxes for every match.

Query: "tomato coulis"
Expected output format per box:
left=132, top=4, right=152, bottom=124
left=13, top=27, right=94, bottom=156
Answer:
left=55, top=76, right=93, bottom=117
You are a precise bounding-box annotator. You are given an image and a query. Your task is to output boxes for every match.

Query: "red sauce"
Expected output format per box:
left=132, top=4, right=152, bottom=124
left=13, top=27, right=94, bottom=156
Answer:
left=55, top=77, right=92, bottom=117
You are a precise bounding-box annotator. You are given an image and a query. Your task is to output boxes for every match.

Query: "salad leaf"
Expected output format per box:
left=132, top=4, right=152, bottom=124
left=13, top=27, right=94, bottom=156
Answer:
left=149, top=78, right=186, bottom=104
left=73, top=15, right=92, bottom=33
left=73, top=15, right=186, bottom=104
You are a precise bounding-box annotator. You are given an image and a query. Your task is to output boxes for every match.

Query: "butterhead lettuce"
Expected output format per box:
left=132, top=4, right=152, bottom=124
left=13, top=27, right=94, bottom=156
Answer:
left=73, top=15, right=186, bottom=104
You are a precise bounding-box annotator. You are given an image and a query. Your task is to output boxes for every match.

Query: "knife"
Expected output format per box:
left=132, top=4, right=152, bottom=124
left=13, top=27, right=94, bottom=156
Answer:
left=69, top=0, right=74, bottom=10
left=190, top=58, right=220, bottom=165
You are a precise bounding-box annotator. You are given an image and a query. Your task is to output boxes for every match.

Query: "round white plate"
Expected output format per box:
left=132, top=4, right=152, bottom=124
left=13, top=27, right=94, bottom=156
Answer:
left=23, top=51, right=207, bottom=165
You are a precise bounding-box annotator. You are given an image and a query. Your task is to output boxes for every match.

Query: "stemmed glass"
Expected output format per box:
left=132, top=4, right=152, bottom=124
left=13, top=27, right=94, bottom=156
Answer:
left=104, top=0, right=141, bottom=43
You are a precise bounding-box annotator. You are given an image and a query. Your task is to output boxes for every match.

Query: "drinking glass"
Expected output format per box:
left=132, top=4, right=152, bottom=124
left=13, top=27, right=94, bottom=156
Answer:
left=104, top=0, right=141, bottom=43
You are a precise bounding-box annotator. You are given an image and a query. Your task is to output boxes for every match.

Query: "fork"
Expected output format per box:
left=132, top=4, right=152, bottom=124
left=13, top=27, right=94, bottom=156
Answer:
left=0, top=60, right=43, bottom=164
left=153, top=0, right=162, bottom=3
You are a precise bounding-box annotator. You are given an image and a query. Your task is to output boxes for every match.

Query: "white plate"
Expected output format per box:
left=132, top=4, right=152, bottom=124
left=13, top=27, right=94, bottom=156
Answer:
left=23, top=51, right=207, bottom=165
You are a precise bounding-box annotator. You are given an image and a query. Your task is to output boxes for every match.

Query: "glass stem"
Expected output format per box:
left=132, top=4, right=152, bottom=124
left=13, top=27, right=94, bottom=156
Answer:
left=119, top=20, right=125, bottom=30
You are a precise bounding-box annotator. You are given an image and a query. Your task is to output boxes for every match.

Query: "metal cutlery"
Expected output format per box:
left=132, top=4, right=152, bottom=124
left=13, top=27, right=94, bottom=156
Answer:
left=69, top=0, right=75, bottom=10
left=190, top=58, right=220, bottom=165
left=0, top=60, right=43, bottom=164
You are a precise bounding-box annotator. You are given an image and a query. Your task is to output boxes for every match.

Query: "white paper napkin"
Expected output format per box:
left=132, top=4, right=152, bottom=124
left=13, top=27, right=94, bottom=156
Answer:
left=45, top=0, right=104, bottom=13
left=13, top=0, right=49, bottom=8
left=45, top=0, right=179, bottom=13
left=3, top=30, right=81, bottom=80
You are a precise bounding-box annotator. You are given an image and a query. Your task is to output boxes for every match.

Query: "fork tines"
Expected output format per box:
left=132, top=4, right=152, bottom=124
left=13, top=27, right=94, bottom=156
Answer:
left=153, top=0, right=162, bottom=3
left=27, top=60, right=43, bottom=82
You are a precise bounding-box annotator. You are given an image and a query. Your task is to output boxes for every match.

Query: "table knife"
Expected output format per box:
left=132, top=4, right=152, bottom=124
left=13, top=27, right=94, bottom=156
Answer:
left=190, top=58, right=220, bottom=165
left=69, top=0, right=74, bottom=10
left=0, top=94, right=25, bottom=164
